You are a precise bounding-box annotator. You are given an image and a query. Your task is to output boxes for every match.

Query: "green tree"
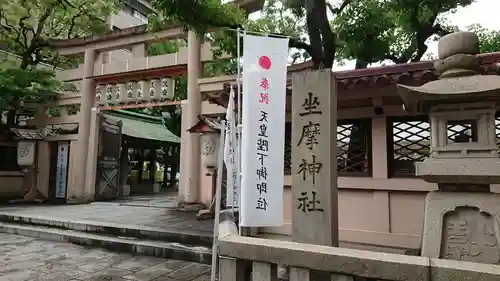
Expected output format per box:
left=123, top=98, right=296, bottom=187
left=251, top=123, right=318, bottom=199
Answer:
left=150, top=0, right=322, bottom=66
left=467, top=24, right=500, bottom=53
left=0, top=0, right=120, bottom=126
left=0, top=0, right=120, bottom=68
left=151, top=0, right=476, bottom=69
left=0, top=68, right=60, bottom=113
left=206, top=0, right=309, bottom=65
left=333, top=0, right=472, bottom=68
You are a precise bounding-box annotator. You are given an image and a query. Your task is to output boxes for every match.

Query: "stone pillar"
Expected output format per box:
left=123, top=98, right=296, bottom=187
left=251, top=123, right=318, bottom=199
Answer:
left=179, top=30, right=202, bottom=203
left=178, top=100, right=189, bottom=201
left=291, top=70, right=338, bottom=246
left=70, top=49, right=96, bottom=203
left=84, top=109, right=99, bottom=201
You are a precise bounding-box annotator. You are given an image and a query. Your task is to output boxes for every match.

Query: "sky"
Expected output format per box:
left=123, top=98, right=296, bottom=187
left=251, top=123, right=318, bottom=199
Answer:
left=444, top=0, right=498, bottom=30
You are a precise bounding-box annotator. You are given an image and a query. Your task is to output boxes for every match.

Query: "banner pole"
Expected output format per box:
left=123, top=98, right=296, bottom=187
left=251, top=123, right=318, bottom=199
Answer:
left=236, top=28, right=243, bottom=236
left=210, top=120, right=226, bottom=281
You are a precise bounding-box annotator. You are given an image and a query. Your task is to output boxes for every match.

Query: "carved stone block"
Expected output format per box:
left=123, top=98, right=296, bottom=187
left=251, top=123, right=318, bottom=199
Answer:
left=440, top=206, right=500, bottom=263
left=422, top=191, right=500, bottom=265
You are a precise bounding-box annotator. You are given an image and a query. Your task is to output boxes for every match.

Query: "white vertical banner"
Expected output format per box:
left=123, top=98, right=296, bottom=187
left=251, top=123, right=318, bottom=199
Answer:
left=55, top=141, right=70, bottom=199
left=224, top=87, right=238, bottom=207
left=241, top=34, right=289, bottom=227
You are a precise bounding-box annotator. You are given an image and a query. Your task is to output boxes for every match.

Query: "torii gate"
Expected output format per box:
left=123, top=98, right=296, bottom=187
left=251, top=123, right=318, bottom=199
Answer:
left=46, top=0, right=263, bottom=203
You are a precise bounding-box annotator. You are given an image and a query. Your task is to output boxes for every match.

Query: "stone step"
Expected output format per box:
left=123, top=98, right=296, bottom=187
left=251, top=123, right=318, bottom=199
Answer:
left=0, top=221, right=212, bottom=264
left=0, top=213, right=213, bottom=247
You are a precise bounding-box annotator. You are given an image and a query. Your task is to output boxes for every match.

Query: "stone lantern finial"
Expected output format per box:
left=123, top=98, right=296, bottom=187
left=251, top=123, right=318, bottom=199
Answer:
left=434, top=32, right=481, bottom=79
left=397, top=31, right=500, bottom=114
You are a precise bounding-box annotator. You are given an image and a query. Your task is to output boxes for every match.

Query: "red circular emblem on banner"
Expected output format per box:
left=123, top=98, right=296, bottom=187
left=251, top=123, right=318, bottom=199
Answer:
left=258, top=56, right=272, bottom=70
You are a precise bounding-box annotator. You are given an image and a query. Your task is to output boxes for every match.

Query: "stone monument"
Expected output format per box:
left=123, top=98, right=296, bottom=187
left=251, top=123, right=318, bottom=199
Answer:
left=397, top=31, right=500, bottom=264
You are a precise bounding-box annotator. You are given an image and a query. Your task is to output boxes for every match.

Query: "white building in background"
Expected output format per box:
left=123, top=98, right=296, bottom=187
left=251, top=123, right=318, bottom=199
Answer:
left=110, top=0, right=153, bottom=29
left=103, top=0, right=155, bottom=65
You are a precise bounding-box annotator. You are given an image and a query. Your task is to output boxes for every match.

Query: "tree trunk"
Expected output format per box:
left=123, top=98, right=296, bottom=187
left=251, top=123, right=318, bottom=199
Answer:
left=355, top=59, right=368, bottom=69
left=305, top=0, right=336, bottom=69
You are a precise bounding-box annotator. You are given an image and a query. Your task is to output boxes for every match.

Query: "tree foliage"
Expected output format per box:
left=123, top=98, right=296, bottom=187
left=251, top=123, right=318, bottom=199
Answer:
left=0, top=68, right=60, bottom=111
left=149, top=0, right=246, bottom=33
left=0, top=0, right=120, bottom=68
left=244, top=1, right=309, bottom=64
left=152, top=0, right=477, bottom=70
left=333, top=0, right=472, bottom=68
left=0, top=0, right=120, bottom=126
left=466, top=24, right=500, bottom=53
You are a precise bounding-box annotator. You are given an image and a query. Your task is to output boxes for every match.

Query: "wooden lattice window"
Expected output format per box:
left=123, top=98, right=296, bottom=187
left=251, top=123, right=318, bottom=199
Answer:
left=337, top=119, right=372, bottom=177
left=389, top=114, right=500, bottom=177
left=284, top=120, right=371, bottom=177
left=388, top=117, right=430, bottom=177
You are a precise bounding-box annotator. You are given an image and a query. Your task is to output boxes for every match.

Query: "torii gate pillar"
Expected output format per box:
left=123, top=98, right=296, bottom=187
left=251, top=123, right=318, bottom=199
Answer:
left=179, top=30, right=203, bottom=203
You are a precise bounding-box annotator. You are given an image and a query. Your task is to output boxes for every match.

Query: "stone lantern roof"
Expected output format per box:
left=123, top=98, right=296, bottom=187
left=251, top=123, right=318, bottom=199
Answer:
left=187, top=116, right=222, bottom=133
left=397, top=32, right=500, bottom=114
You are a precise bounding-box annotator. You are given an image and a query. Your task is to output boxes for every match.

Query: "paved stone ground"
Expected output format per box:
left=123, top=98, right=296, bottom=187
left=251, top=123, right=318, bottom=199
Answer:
left=0, top=233, right=211, bottom=281
left=0, top=193, right=213, bottom=233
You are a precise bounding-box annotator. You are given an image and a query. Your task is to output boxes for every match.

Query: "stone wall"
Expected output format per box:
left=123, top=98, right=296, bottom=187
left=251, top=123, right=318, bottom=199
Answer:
left=217, top=221, right=500, bottom=281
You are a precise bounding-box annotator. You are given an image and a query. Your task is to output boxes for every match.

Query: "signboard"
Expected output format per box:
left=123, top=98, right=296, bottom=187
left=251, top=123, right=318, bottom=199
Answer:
left=17, top=141, right=36, bottom=166
left=55, top=142, right=70, bottom=199
left=291, top=70, right=338, bottom=246
left=240, top=34, right=289, bottom=227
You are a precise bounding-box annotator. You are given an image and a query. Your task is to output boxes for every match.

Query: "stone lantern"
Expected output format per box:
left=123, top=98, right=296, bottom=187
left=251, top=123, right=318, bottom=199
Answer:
left=11, top=129, right=45, bottom=203
left=187, top=116, right=222, bottom=170
left=188, top=116, right=225, bottom=219
left=397, top=32, right=500, bottom=264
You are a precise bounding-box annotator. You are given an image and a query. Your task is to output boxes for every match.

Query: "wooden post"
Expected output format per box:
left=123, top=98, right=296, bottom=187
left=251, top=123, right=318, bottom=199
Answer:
left=291, top=70, right=338, bottom=246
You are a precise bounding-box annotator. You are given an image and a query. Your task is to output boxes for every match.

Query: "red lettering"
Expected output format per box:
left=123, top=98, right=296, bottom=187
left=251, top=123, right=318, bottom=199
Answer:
left=259, top=93, right=269, bottom=104
left=260, top=78, right=269, bottom=90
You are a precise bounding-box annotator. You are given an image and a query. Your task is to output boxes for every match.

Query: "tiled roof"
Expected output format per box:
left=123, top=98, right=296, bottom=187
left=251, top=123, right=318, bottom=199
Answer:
left=333, top=52, right=500, bottom=89
left=207, top=52, right=500, bottom=108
